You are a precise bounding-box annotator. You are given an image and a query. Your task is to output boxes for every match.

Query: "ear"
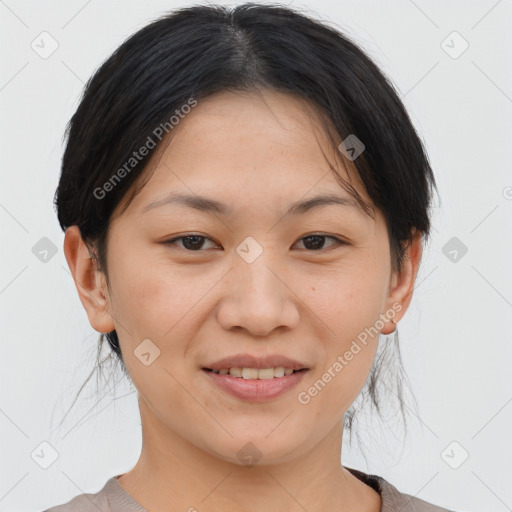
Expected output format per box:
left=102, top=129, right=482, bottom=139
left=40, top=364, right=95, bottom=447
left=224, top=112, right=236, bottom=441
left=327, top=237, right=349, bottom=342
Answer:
left=63, top=226, right=116, bottom=334
left=381, top=228, right=423, bottom=335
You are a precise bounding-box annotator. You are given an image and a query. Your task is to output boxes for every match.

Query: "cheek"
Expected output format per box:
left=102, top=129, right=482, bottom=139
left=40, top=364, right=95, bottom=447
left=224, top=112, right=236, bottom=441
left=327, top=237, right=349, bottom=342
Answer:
left=307, top=260, right=389, bottom=336
left=109, top=261, right=198, bottom=407
left=299, top=262, right=386, bottom=407
left=107, top=249, right=193, bottom=337
left=106, top=251, right=220, bottom=388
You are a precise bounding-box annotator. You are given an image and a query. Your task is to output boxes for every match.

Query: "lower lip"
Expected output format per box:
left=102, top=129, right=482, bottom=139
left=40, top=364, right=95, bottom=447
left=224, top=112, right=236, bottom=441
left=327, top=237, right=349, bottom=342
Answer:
left=202, top=369, right=308, bottom=402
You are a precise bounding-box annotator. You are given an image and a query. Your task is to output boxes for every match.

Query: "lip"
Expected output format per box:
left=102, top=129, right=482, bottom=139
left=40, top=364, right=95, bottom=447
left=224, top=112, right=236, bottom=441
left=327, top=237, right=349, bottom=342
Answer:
left=203, top=353, right=309, bottom=372
left=202, top=368, right=309, bottom=402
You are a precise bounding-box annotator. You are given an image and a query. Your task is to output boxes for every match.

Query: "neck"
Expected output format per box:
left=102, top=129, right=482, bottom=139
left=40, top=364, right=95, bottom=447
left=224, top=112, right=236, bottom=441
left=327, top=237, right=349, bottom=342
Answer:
left=117, top=399, right=381, bottom=512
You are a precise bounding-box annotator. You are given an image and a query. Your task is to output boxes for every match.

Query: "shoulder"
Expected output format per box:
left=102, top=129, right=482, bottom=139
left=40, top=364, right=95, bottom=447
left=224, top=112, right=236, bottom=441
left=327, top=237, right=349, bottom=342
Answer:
left=346, top=466, right=455, bottom=512
left=42, top=476, right=146, bottom=512
left=42, top=482, right=109, bottom=512
left=380, top=481, right=455, bottom=512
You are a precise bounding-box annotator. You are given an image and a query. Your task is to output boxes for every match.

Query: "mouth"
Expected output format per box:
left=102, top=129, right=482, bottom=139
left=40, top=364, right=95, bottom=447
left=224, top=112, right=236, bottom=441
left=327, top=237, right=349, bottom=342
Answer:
left=201, top=367, right=309, bottom=402
left=202, top=367, right=308, bottom=378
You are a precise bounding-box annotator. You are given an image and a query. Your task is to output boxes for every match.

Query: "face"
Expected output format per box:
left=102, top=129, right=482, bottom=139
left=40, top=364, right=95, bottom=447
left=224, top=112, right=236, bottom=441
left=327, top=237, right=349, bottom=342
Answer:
left=66, top=89, right=420, bottom=466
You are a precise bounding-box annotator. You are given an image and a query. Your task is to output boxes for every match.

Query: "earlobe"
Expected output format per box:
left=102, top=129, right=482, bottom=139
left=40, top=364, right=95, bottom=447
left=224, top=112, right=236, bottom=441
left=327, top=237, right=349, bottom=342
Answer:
left=382, top=229, right=423, bottom=333
left=63, top=226, right=116, bottom=334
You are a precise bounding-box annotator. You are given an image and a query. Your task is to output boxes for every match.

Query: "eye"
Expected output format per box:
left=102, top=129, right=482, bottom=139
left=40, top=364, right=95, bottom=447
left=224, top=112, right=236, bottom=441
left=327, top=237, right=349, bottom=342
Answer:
left=162, top=233, right=347, bottom=252
left=163, top=234, right=219, bottom=251
left=293, top=234, right=347, bottom=251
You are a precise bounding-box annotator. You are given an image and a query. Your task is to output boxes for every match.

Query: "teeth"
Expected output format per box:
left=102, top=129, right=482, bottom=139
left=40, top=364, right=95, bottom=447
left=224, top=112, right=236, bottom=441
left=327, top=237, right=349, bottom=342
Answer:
left=273, top=367, right=285, bottom=378
left=242, top=368, right=259, bottom=379
left=210, top=367, right=299, bottom=379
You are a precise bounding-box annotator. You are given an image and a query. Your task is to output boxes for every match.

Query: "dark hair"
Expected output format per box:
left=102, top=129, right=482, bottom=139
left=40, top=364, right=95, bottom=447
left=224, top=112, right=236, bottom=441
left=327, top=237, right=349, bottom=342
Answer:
left=54, top=2, right=438, bottom=447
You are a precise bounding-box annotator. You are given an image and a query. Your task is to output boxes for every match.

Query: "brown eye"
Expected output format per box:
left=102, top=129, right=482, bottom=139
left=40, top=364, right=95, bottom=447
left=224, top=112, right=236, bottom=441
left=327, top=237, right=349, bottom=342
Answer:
left=295, top=234, right=346, bottom=251
left=163, top=235, right=219, bottom=251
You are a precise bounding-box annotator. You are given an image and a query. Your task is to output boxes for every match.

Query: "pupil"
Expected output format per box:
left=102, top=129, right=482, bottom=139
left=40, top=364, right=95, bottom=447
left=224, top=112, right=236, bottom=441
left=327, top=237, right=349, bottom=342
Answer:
left=183, top=236, right=204, bottom=250
left=304, top=235, right=324, bottom=250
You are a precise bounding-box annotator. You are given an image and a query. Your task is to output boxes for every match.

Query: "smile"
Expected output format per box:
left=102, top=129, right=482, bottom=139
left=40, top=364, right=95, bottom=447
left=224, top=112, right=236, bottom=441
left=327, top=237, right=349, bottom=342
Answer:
left=206, top=367, right=300, bottom=379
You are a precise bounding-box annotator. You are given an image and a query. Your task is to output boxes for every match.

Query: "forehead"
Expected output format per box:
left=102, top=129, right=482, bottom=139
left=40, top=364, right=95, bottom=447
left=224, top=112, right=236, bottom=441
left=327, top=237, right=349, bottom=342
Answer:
left=117, top=89, right=373, bottom=221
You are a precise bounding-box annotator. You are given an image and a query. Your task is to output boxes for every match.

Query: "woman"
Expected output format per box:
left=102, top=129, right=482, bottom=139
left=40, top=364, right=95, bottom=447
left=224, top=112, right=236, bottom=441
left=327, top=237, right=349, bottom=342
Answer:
left=45, top=3, right=453, bottom=511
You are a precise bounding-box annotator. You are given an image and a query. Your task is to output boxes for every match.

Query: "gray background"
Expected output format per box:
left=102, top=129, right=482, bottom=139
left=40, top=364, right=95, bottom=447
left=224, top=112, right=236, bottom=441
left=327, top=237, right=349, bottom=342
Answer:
left=1, top=1, right=511, bottom=511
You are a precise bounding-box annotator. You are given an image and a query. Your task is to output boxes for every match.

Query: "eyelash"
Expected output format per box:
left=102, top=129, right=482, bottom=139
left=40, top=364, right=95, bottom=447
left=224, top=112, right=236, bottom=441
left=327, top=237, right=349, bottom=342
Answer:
left=162, top=233, right=348, bottom=252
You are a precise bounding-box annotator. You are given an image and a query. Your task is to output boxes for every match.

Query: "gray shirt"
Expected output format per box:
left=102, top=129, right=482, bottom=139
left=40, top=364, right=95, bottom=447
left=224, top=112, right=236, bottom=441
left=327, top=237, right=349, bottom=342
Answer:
left=43, top=467, right=454, bottom=511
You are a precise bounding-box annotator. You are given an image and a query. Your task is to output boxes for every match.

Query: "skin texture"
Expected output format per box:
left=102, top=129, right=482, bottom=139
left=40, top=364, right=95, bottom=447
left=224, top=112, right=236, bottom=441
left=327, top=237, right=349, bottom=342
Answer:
left=64, top=89, right=422, bottom=512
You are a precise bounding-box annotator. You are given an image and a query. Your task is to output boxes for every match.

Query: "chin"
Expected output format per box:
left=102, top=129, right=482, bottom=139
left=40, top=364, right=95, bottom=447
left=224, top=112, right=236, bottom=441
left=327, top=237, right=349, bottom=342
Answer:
left=203, top=431, right=309, bottom=468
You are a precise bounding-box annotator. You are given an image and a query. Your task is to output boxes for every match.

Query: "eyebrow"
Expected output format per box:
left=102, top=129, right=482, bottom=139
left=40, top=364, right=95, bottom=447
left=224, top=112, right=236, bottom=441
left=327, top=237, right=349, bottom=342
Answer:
left=140, top=191, right=364, bottom=218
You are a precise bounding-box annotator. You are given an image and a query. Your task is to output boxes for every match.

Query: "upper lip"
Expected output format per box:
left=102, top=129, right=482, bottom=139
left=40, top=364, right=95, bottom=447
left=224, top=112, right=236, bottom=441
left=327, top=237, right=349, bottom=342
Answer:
left=203, top=354, right=309, bottom=371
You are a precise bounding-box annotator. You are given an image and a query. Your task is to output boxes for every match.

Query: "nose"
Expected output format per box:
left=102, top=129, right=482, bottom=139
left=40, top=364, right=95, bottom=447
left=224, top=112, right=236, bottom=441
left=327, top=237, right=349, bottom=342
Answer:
left=216, top=253, right=300, bottom=337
